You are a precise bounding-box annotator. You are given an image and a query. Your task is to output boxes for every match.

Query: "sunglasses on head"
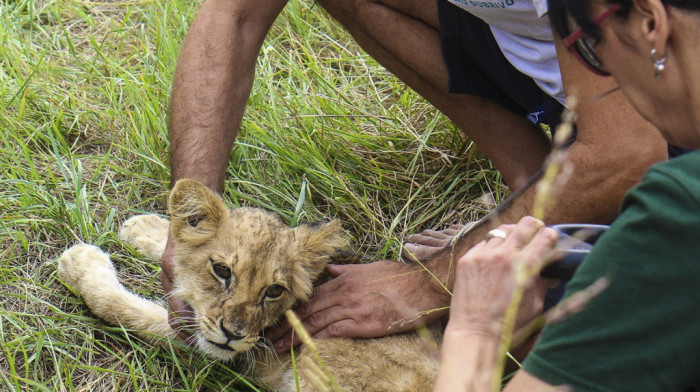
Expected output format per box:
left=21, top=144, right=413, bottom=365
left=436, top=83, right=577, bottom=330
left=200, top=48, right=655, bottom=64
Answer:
left=563, top=4, right=622, bottom=76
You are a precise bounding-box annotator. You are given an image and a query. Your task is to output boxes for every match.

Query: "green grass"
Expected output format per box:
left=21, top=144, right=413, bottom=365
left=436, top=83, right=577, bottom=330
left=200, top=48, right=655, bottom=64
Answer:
left=0, top=0, right=505, bottom=390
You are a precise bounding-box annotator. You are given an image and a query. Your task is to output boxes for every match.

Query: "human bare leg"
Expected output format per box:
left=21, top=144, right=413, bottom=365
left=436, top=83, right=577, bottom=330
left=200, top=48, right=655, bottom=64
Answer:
left=318, top=0, right=552, bottom=188
left=316, top=0, right=552, bottom=261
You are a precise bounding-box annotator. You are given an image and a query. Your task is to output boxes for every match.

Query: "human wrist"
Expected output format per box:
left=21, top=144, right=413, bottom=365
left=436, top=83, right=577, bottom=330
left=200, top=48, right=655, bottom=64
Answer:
left=416, top=260, right=453, bottom=310
left=437, top=324, right=504, bottom=392
left=420, top=248, right=463, bottom=305
left=444, top=317, right=505, bottom=342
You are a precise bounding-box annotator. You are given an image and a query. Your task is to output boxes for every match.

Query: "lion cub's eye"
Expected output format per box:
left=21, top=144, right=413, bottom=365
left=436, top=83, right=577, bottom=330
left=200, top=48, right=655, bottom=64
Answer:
left=212, top=263, right=232, bottom=280
left=265, top=284, right=286, bottom=299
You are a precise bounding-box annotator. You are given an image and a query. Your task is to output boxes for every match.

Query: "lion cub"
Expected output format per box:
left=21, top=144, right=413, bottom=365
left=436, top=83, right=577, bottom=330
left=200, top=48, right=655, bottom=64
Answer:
left=58, top=179, right=439, bottom=391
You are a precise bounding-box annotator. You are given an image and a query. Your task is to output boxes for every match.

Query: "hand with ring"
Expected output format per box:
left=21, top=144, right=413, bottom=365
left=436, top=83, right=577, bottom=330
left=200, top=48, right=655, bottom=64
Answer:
left=447, top=216, right=560, bottom=336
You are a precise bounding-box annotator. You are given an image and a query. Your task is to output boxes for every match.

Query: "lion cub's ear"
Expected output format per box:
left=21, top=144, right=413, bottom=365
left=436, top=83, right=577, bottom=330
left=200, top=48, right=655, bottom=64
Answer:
left=168, top=179, right=229, bottom=246
left=290, top=220, right=347, bottom=300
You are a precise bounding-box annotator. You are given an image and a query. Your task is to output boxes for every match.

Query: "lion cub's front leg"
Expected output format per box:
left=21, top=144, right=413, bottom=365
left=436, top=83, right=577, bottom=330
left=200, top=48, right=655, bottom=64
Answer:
left=58, top=244, right=173, bottom=342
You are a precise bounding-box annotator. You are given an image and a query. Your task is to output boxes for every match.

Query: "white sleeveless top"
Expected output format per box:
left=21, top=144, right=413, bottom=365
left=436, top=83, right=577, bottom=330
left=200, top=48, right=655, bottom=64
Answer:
left=446, top=0, right=566, bottom=105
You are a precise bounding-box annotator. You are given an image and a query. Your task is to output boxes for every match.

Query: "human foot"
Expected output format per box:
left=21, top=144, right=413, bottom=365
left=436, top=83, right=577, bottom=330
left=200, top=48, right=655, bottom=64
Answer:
left=402, top=222, right=477, bottom=262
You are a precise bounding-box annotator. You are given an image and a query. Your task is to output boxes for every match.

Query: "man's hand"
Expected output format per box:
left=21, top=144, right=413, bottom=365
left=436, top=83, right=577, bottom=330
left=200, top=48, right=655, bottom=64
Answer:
left=160, top=236, right=196, bottom=343
left=265, top=260, right=451, bottom=352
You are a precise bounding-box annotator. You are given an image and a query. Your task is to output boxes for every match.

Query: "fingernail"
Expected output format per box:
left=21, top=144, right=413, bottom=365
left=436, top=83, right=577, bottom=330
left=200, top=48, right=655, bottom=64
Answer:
left=543, top=227, right=558, bottom=236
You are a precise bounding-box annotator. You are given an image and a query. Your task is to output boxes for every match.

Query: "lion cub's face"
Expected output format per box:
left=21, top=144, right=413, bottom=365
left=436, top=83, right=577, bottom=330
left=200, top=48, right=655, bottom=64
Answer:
left=168, top=180, right=346, bottom=361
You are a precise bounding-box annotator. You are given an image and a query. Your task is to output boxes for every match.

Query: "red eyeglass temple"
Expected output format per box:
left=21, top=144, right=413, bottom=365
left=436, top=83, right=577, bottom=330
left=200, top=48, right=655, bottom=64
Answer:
left=563, top=4, right=622, bottom=48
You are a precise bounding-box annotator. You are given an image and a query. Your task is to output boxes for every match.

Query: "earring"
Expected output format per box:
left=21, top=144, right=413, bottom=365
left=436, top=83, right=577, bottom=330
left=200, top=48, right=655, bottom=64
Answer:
left=650, top=49, right=666, bottom=78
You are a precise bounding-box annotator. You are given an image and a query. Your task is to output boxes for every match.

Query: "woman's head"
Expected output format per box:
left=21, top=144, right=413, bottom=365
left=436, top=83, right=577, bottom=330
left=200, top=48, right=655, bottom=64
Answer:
left=549, top=1, right=699, bottom=43
left=548, top=0, right=700, bottom=147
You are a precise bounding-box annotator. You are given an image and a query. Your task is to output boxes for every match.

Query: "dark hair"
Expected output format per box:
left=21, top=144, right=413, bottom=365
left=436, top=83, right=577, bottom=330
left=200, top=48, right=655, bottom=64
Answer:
left=548, top=0, right=700, bottom=43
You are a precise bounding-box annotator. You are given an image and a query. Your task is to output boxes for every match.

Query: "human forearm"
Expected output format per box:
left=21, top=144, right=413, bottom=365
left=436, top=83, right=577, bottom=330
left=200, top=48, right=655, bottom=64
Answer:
left=169, top=0, right=286, bottom=192
left=434, top=328, right=501, bottom=391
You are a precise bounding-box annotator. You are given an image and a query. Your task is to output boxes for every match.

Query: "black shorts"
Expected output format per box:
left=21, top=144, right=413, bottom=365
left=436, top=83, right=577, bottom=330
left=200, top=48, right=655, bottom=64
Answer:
left=438, top=0, right=564, bottom=128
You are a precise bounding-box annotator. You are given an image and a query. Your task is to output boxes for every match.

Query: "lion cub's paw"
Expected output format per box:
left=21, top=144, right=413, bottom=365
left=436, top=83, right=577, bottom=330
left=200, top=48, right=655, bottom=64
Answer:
left=58, top=244, right=119, bottom=295
left=119, top=215, right=169, bottom=261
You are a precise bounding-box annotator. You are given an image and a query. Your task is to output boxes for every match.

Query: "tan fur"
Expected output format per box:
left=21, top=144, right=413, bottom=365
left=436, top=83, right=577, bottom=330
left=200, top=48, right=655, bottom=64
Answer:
left=58, top=179, right=439, bottom=391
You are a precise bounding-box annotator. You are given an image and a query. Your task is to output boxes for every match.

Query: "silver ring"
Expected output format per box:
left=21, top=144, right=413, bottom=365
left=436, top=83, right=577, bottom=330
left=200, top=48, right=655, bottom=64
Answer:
left=487, top=228, right=508, bottom=240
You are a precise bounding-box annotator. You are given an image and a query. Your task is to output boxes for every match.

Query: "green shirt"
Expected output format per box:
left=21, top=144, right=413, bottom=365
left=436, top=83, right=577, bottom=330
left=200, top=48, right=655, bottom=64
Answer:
left=523, top=151, right=700, bottom=391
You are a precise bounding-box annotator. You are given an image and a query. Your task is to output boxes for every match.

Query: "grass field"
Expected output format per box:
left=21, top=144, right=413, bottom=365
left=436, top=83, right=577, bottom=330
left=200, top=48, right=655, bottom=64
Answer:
left=0, top=0, right=506, bottom=390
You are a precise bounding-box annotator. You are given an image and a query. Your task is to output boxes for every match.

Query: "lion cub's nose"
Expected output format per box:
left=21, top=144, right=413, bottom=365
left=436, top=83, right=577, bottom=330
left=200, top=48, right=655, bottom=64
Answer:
left=221, top=321, right=245, bottom=341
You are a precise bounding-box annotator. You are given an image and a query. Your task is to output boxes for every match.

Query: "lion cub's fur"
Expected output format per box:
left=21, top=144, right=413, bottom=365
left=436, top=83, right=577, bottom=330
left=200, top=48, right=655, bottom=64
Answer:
left=58, top=179, right=439, bottom=391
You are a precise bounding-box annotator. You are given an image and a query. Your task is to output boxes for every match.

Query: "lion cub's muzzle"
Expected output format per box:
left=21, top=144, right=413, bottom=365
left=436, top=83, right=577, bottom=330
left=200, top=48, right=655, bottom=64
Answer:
left=196, top=317, right=262, bottom=360
left=207, top=320, right=260, bottom=350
